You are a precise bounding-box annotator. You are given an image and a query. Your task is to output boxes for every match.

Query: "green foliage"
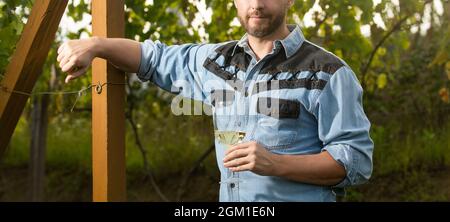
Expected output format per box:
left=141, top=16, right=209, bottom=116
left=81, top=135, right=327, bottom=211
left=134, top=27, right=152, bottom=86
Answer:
left=0, top=0, right=32, bottom=76
left=0, top=0, right=449, bottom=201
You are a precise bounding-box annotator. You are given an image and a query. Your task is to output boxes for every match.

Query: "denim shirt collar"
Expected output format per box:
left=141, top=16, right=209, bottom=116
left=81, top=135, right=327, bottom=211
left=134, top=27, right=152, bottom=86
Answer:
left=233, top=24, right=305, bottom=59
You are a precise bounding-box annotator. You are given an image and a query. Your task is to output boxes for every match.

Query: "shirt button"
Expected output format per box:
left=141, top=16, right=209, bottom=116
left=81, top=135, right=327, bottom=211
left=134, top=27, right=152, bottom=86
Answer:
left=230, top=183, right=236, bottom=189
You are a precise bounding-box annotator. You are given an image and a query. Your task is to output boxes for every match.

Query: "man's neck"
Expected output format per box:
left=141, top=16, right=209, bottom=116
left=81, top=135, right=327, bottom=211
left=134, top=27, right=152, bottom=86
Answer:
left=247, top=24, right=291, bottom=61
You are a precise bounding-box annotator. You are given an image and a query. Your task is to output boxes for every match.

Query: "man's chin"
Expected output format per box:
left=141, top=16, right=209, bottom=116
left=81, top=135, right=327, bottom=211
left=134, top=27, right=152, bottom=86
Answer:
left=247, top=28, right=272, bottom=38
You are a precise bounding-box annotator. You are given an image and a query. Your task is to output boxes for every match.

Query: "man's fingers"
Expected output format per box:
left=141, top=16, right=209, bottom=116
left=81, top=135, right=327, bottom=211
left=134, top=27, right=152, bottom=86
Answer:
left=61, top=59, right=76, bottom=73
left=225, top=141, right=253, bottom=155
left=57, top=52, right=64, bottom=63
left=224, top=156, right=250, bottom=168
left=230, top=163, right=254, bottom=172
left=224, top=149, right=249, bottom=164
left=57, top=49, right=68, bottom=63
left=65, top=75, right=74, bottom=84
left=65, top=67, right=86, bottom=84
left=57, top=43, right=66, bottom=55
left=59, top=54, right=71, bottom=70
left=57, top=44, right=68, bottom=62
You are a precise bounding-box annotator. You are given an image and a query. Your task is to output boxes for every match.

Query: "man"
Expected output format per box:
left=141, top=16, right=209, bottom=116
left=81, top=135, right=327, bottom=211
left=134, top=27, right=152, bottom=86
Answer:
left=57, top=0, right=373, bottom=202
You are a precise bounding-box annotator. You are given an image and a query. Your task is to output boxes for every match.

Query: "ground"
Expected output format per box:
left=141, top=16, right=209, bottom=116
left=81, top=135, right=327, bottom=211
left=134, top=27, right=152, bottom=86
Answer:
left=1, top=164, right=449, bottom=202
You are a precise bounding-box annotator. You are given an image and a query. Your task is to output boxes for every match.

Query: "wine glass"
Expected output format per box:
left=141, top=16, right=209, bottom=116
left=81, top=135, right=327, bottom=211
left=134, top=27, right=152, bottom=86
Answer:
left=212, top=100, right=245, bottom=201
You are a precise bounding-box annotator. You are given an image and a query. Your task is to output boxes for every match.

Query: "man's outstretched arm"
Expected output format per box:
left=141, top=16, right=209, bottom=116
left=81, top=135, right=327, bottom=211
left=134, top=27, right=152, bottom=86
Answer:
left=57, top=37, right=141, bottom=83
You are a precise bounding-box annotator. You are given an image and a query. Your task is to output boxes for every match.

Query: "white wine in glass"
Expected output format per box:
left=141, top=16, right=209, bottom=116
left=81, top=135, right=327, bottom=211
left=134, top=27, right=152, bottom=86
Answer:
left=215, top=130, right=245, bottom=191
left=214, top=131, right=246, bottom=147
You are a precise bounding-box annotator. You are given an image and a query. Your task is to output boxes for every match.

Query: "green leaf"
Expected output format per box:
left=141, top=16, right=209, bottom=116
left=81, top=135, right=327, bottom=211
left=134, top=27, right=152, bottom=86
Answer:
left=377, top=73, right=388, bottom=89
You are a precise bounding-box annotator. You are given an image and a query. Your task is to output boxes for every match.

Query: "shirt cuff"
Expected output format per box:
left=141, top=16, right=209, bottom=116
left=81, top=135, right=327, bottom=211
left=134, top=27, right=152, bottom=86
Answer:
left=321, top=144, right=359, bottom=188
left=137, top=40, right=156, bottom=82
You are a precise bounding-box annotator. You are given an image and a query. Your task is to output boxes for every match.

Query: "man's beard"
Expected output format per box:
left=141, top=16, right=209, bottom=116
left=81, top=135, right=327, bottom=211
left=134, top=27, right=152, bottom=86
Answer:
left=238, top=9, right=286, bottom=38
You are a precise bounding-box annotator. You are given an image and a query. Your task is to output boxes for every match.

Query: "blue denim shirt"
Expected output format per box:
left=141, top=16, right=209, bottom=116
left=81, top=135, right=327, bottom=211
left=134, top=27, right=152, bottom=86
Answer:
left=137, top=25, right=374, bottom=202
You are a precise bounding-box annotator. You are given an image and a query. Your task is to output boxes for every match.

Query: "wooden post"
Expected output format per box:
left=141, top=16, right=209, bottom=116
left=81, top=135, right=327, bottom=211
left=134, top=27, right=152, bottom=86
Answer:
left=29, top=94, right=50, bottom=201
left=0, top=0, right=68, bottom=157
left=91, top=0, right=126, bottom=202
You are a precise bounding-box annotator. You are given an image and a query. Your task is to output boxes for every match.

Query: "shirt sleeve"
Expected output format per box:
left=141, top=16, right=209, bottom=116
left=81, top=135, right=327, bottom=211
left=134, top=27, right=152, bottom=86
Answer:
left=137, top=40, right=218, bottom=103
left=313, top=66, right=374, bottom=188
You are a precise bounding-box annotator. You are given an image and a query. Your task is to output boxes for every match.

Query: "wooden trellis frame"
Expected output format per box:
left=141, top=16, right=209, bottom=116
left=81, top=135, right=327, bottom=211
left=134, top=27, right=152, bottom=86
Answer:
left=0, top=0, right=126, bottom=202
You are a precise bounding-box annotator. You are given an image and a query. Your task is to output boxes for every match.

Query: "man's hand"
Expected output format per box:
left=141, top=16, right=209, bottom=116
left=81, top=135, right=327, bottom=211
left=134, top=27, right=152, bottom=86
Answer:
left=223, top=141, right=347, bottom=186
left=57, top=37, right=100, bottom=83
left=223, top=141, right=279, bottom=176
left=57, top=37, right=141, bottom=83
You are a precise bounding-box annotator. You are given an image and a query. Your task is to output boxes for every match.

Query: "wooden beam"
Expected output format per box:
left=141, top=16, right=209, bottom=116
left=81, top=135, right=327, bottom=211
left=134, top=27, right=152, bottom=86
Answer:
left=0, top=0, right=68, bottom=157
left=91, top=0, right=126, bottom=202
